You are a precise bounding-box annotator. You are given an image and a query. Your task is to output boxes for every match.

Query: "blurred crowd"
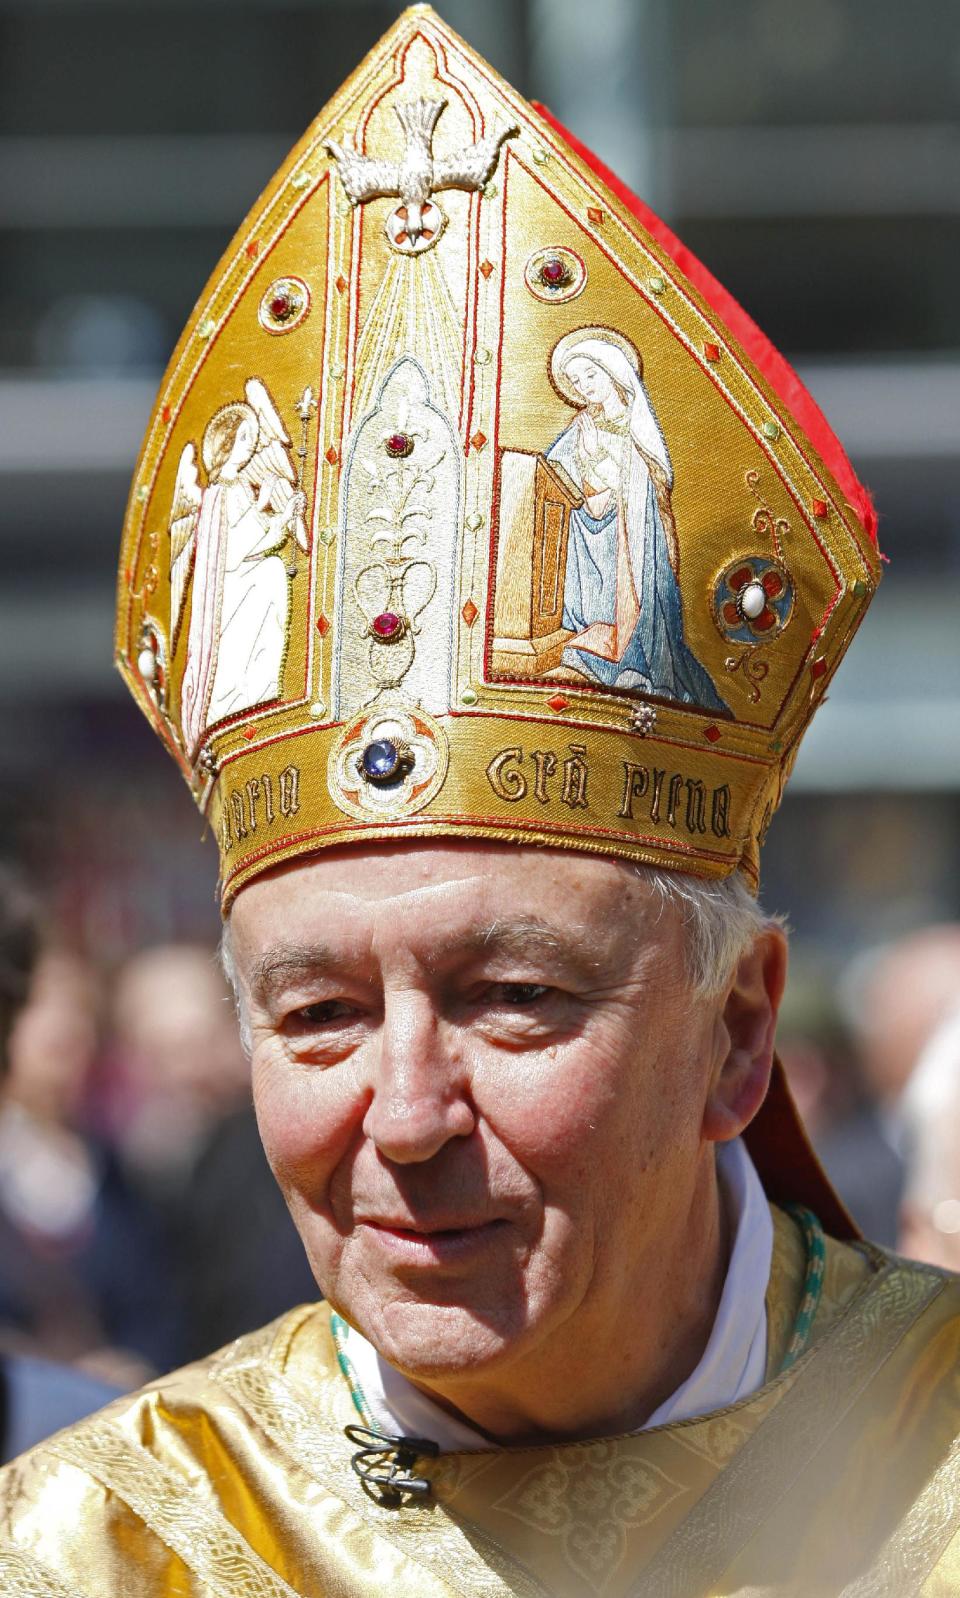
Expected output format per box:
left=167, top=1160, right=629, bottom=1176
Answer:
left=0, top=859, right=959, bottom=1423
left=0, top=864, right=315, bottom=1406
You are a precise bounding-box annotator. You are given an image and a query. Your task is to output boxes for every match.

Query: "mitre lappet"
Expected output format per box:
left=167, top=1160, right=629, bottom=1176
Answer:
left=117, top=6, right=879, bottom=935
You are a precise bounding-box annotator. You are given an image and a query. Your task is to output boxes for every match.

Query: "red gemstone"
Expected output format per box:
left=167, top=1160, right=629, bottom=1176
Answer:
left=704, top=342, right=721, bottom=363
left=270, top=293, right=292, bottom=320
left=587, top=206, right=605, bottom=224
left=812, top=498, right=829, bottom=519
left=479, top=259, right=495, bottom=279
left=385, top=432, right=412, bottom=458
left=547, top=693, right=569, bottom=712
left=540, top=257, right=568, bottom=287
left=372, top=611, right=403, bottom=640
left=703, top=725, right=722, bottom=743
left=315, top=615, right=330, bottom=638
left=461, top=599, right=479, bottom=627
left=471, top=430, right=487, bottom=452
left=810, top=657, right=828, bottom=680
left=762, top=571, right=784, bottom=598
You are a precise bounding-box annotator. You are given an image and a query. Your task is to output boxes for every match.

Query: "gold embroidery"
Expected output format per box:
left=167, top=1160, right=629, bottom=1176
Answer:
left=635, top=1262, right=944, bottom=1595
left=838, top=1427, right=960, bottom=1596
left=210, top=1319, right=550, bottom=1598
left=492, top=1443, right=686, bottom=1591
left=0, top=1547, right=88, bottom=1598
left=48, top=1424, right=302, bottom=1598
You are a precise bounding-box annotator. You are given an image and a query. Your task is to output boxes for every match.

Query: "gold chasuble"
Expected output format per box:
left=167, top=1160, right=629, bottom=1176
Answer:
left=1, top=1210, right=960, bottom=1597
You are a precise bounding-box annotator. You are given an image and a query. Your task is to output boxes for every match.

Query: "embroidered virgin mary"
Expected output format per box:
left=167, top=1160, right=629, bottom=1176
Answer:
left=548, top=330, right=727, bottom=710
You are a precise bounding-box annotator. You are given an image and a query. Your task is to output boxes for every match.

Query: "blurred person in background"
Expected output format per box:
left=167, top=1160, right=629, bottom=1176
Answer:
left=842, top=924, right=960, bottom=1120
left=778, top=957, right=903, bottom=1246
left=106, top=944, right=250, bottom=1201
left=0, top=865, right=118, bottom=1460
left=898, top=1007, right=960, bottom=1271
left=835, top=923, right=960, bottom=1235
left=0, top=934, right=182, bottom=1380
left=106, top=943, right=316, bottom=1359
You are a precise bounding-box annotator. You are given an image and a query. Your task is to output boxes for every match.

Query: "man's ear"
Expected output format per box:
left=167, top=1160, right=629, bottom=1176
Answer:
left=703, top=928, right=788, bottom=1143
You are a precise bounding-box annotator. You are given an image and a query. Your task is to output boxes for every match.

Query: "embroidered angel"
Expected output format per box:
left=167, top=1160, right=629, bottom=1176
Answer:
left=169, top=379, right=308, bottom=756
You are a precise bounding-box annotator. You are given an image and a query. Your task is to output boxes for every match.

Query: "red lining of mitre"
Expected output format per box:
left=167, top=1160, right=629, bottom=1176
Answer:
left=532, top=102, right=878, bottom=545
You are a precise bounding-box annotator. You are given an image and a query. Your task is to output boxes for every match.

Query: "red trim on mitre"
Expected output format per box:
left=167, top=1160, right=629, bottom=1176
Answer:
left=532, top=102, right=878, bottom=545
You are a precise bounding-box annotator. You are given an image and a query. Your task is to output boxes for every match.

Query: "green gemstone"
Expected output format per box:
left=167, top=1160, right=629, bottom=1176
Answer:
left=318, top=526, right=338, bottom=546
left=460, top=688, right=479, bottom=706
left=853, top=579, right=868, bottom=597
left=649, top=274, right=666, bottom=295
left=762, top=420, right=781, bottom=441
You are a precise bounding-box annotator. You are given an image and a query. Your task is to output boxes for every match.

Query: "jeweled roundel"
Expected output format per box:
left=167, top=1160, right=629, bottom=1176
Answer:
left=524, top=246, right=587, bottom=303
left=713, top=556, right=794, bottom=644
left=257, top=276, right=311, bottom=335
left=328, top=704, right=449, bottom=821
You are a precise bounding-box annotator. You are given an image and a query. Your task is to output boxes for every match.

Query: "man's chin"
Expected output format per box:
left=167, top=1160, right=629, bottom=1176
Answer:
left=342, top=1291, right=531, bottom=1382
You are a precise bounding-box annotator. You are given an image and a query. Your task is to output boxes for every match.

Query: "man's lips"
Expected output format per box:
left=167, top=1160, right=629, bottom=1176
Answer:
left=357, top=1216, right=508, bottom=1264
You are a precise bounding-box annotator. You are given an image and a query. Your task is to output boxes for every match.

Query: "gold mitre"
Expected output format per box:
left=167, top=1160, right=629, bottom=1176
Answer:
left=117, top=3, right=880, bottom=912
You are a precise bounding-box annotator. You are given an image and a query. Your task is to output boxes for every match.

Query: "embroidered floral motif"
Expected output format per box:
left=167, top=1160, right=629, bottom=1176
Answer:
left=493, top=1443, right=685, bottom=1588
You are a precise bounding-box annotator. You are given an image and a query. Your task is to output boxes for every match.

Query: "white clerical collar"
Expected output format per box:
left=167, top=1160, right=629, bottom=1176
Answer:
left=341, top=1137, right=773, bottom=1451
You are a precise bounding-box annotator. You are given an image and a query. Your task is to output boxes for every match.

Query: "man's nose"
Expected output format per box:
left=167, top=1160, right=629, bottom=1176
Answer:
left=362, top=993, right=475, bottom=1163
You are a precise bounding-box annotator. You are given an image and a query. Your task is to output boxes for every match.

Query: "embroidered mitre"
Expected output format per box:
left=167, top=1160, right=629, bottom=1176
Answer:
left=115, top=3, right=879, bottom=913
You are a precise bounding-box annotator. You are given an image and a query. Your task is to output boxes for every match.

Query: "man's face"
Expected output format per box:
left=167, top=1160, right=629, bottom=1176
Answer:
left=231, top=843, right=725, bottom=1383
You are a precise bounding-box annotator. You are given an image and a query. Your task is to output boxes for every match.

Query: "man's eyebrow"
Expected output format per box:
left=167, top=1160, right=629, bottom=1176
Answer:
left=429, top=919, right=602, bottom=973
left=248, top=918, right=609, bottom=999
left=249, top=943, right=340, bottom=1001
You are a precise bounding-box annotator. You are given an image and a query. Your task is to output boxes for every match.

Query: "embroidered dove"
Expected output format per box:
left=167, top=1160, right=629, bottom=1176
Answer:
left=325, top=98, right=517, bottom=247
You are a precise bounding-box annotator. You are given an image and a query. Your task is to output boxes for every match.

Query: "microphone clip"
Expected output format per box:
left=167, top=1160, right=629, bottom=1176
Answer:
left=345, top=1423, right=440, bottom=1508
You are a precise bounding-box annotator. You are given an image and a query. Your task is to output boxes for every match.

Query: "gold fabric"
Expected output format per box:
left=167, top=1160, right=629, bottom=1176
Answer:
left=1, top=1209, right=958, bottom=1596
left=114, top=5, right=880, bottom=909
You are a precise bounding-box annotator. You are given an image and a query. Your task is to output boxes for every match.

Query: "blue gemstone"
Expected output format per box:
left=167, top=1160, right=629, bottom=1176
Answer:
left=359, top=738, right=403, bottom=784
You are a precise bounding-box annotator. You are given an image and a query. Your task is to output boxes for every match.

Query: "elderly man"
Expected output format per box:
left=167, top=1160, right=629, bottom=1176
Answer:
left=2, top=9, right=958, bottom=1594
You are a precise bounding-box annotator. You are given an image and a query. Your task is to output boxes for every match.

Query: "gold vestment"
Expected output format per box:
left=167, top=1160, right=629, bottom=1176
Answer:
left=0, top=1208, right=958, bottom=1596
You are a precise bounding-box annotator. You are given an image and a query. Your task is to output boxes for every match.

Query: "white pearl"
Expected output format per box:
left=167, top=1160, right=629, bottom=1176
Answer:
left=740, top=581, right=767, bottom=620
left=137, top=647, right=156, bottom=681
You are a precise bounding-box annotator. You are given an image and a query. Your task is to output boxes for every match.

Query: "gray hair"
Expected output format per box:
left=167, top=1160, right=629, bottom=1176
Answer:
left=219, top=865, right=776, bottom=1054
left=643, top=866, right=779, bottom=999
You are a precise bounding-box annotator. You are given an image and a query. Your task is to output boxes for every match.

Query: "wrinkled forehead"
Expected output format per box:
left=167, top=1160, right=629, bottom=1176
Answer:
left=226, top=839, right=678, bottom=970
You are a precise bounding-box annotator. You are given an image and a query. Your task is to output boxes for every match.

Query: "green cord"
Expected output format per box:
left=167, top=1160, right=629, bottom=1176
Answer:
left=780, top=1204, right=827, bottom=1372
left=330, top=1310, right=376, bottom=1426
